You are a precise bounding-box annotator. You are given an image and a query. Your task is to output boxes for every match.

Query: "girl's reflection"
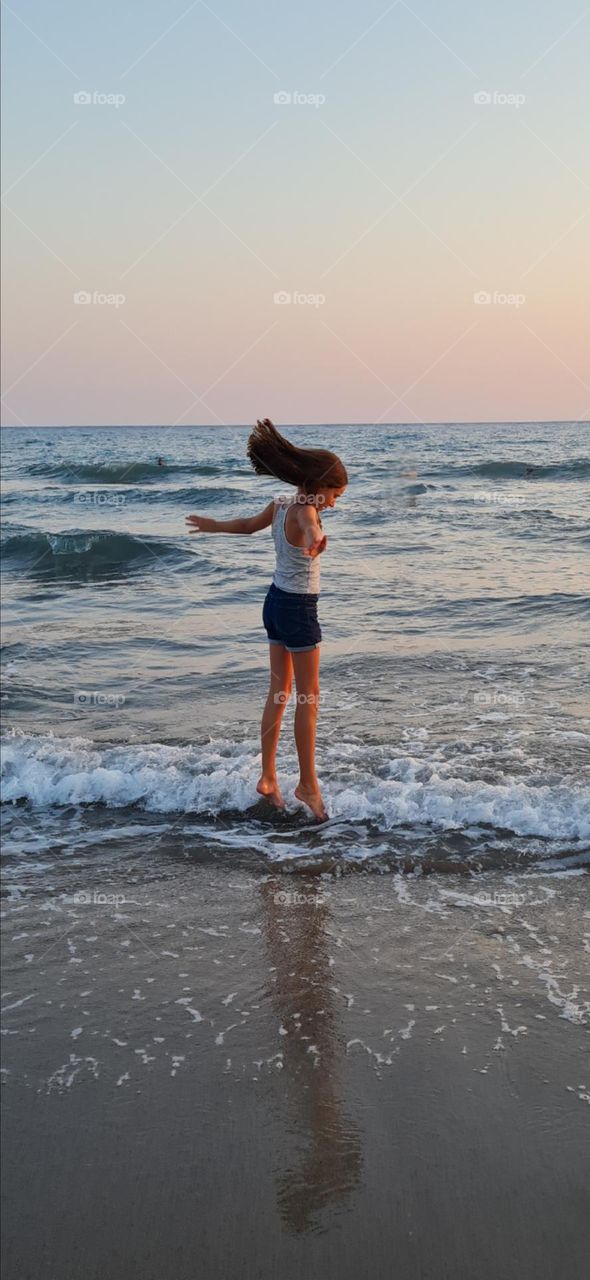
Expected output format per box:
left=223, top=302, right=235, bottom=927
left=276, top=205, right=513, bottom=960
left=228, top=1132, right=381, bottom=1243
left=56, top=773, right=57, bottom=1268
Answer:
left=259, top=877, right=361, bottom=1234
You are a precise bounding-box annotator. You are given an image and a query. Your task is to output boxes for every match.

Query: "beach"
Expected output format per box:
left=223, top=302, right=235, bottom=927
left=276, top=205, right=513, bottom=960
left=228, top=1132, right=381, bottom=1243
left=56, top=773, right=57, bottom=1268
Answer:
left=3, top=0, right=590, bottom=1264
left=2, top=855, right=589, bottom=1279
left=2, top=420, right=589, bottom=1277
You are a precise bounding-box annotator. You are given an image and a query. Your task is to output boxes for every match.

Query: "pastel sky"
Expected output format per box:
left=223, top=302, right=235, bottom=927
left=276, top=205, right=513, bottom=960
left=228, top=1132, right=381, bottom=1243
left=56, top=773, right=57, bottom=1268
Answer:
left=2, top=0, right=589, bottom=426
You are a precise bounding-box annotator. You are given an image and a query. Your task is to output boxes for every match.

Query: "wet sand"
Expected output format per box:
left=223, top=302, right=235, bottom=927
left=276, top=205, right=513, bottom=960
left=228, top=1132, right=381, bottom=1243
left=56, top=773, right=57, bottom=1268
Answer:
left=2, top=858, right=589, bottom=1279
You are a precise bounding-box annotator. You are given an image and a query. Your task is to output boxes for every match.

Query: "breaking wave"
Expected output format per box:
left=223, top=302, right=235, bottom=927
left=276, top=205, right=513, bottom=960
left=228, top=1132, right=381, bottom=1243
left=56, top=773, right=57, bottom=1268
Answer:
left=3, top=732, right=589, bottom=846
left=25, top=460, right=240, bottom=484
left=1, top=526, right=191, bottom=574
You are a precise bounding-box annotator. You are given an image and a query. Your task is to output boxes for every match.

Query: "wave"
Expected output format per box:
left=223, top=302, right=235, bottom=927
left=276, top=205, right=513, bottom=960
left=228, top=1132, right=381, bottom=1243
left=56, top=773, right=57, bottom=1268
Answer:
left=402, top=482, right=436, bottom=495
left=1, top=525, right=192, bottom=575
left=496, top=508, right=590, bottom=542
left=2, top=732, right=589, bottom=844
left=376, top=590, right=590, bottom=624
left=3, top=485, right=248, bottom=508
left=111, top=484, right=245, bottom=506
left=427, top=458, right=590, bottom=481
left=25, top=461, right=238, bottom=484
left=20, top=456, right=590, bottom=489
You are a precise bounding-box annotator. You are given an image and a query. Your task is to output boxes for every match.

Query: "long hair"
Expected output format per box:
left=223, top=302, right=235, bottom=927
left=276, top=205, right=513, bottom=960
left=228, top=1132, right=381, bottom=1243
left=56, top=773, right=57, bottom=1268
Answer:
left=247, top=419, right=348, bottom=492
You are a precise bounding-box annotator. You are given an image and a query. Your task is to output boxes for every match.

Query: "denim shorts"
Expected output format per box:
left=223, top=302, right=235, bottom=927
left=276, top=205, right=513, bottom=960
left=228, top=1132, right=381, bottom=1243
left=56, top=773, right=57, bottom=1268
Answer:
left=262, top=582, right=322, bottom=652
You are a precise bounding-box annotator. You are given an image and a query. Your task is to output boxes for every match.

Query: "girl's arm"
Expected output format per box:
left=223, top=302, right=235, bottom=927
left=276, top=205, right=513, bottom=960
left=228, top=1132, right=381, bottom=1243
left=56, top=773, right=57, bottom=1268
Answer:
left=297, top=504, right=328, bottom=558
left=185, top=500, right=275, bottom=535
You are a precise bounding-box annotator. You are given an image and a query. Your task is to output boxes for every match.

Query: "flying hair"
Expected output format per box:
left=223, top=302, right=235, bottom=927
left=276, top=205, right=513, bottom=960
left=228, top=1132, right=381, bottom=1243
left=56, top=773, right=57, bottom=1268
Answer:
left=247, top=419, right=348, bottom=493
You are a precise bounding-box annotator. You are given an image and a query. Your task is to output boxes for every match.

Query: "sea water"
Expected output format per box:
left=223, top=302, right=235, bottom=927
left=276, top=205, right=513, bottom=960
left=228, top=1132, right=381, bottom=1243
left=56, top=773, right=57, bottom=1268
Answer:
left=2, top=421, right=589, bottom=878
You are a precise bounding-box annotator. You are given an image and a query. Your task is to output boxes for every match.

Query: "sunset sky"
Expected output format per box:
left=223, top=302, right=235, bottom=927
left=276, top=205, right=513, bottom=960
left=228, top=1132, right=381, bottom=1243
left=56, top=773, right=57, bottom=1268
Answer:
left=2, top=0, right=589, bottom=426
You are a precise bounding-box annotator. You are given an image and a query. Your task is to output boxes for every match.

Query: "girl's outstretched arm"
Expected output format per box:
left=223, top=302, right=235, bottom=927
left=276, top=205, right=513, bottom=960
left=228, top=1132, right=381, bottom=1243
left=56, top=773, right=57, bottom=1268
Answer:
left=185, top=500, right=274, bottom=535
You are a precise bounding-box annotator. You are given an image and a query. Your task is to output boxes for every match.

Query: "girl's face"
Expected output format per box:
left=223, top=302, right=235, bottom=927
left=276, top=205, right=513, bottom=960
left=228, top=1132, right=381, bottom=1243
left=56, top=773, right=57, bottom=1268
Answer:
left=315, top=485, right=346, bottom=510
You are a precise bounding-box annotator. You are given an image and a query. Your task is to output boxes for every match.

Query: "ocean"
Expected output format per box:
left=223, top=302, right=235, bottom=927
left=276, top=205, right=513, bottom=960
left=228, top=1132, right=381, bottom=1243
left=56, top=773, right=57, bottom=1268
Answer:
left=2, top=421, right=589, bottom=879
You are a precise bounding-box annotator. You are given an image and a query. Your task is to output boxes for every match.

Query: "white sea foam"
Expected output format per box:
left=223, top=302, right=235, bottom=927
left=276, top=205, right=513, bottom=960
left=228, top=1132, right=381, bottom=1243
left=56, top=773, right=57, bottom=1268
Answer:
left=2, top=730, right=590, bottom=843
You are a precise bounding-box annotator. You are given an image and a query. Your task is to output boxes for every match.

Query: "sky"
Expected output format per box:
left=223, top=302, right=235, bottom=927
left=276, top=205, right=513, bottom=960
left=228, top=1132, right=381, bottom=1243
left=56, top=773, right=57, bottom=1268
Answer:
left=2, top=0, right=589, bottom=426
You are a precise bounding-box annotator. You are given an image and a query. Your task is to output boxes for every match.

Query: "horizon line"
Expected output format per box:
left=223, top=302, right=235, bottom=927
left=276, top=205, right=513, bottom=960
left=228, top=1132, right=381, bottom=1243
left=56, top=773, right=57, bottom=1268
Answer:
left=1, top=419, right=588, bottom=430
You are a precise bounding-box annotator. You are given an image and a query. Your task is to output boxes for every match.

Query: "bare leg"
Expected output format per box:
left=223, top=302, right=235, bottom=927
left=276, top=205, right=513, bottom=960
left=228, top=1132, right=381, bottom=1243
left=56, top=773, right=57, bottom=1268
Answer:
left=291, top=648, right=328, bottom=822
left=257, top=644, right=293, bottom=807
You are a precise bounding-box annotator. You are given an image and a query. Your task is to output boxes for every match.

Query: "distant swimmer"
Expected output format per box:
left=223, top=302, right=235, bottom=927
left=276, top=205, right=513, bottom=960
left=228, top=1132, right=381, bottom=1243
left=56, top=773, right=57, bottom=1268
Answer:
left=525, top=466, right=535, bottom=477
left=157, top=457, right=165, bottom=467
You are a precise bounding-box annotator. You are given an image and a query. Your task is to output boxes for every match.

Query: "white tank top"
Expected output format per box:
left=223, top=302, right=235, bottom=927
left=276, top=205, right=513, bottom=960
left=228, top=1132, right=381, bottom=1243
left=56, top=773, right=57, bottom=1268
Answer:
left=271, top=500, right=321, bottom=594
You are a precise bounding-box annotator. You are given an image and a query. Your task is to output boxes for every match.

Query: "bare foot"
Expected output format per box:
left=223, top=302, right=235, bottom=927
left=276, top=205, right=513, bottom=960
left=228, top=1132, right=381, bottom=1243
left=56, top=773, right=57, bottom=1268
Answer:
left=294, top=783, right=329, bottom=823
left=256, top=775, right=285, bottom=808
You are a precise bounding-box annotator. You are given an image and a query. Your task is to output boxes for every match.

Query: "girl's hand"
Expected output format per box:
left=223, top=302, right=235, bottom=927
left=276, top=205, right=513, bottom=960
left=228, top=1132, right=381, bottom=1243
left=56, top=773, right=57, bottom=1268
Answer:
left=304, top=533, right=327, bottom=558
left=185, top=514, right=218, bottom=533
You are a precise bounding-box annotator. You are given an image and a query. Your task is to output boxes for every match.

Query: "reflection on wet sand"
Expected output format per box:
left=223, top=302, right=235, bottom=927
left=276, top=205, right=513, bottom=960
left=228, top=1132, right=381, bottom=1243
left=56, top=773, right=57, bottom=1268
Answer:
left=259, top=878, right=362, bottom=1234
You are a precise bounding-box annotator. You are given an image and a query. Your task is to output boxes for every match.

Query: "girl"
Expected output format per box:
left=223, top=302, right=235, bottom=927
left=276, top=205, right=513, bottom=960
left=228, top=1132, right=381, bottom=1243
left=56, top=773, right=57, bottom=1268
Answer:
left=186, top=419, right=348, bottom=822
